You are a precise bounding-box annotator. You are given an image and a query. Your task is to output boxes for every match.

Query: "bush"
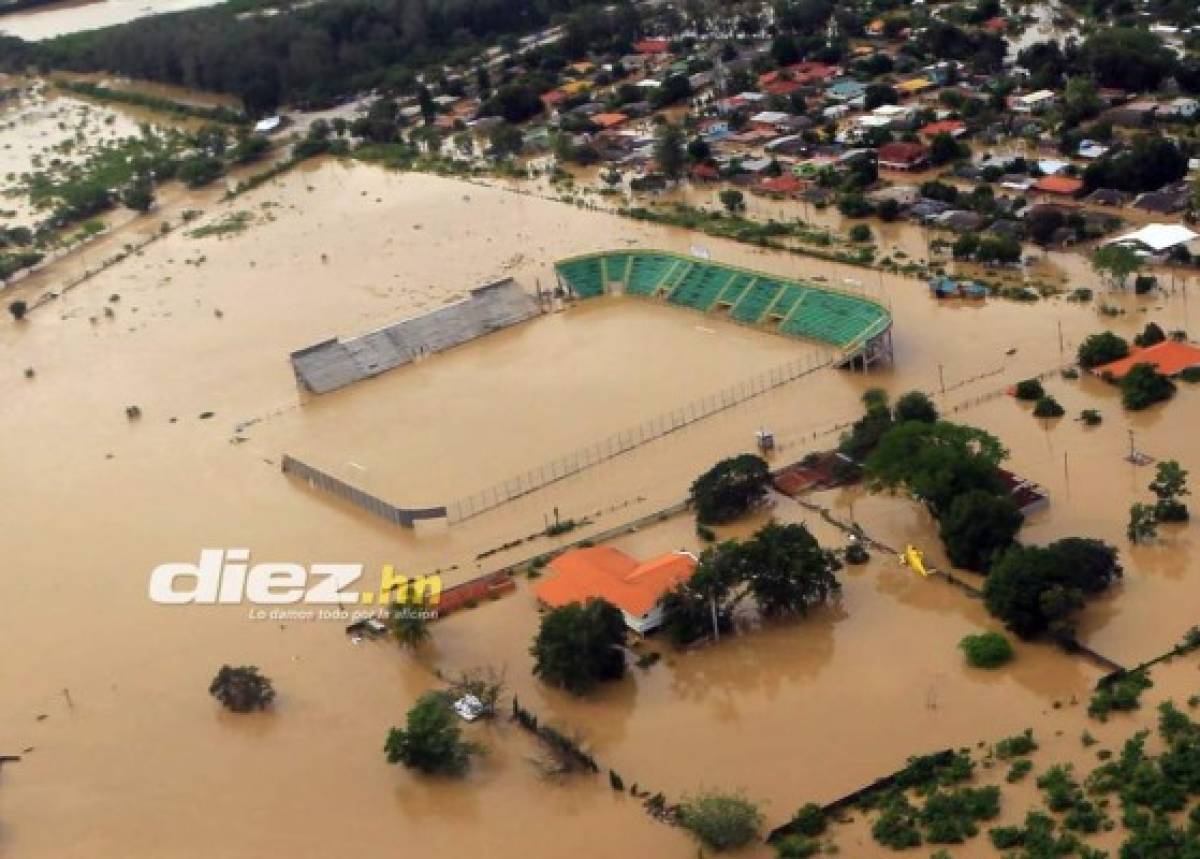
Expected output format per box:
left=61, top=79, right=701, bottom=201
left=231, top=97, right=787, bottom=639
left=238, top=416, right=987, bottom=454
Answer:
left=959, top=631, right=1015, bottom=668
left=208, top=664, right=275, bottom=712
left=774, top=835, right=819, bottom=858
left=996, top=729, right=1038, bottom=759
left=384, top=692, right=480, bottom=775
left=8, top=299, right=28, bottom=321
left=938, top=489, right=1023, bottom=572
left=1077, top=332, right=1129, bottom=368
left=531, top=599, right=626, bottom=695
left=679, top=791, right=763, bottom=851
left=1033, top=395, right=1065, bottom=418
left=1080, top=409, right=1102, bottom=426
left=1089, top=670, right=1152, bottom=720
left=849, top=223, right=873, bottom=243
left=1014, top=378, right=1044, bottom=401
left=1121, top=363, right=1175, bottom=410
left=788, top=803, right=827, bottom=837
left=1134, top=322, right=1166, bottom=348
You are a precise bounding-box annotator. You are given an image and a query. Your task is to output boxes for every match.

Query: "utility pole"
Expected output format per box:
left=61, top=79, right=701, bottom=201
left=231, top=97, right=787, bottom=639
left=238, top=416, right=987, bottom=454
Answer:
left=938, top=363, right=946, bottom=395
left=710, top=594, right=720, bottom=643
left=1057, top=320, right=1064, bottom=357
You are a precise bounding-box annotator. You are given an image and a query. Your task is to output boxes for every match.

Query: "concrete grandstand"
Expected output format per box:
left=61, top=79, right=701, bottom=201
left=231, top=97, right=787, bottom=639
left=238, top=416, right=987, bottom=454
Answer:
left=554, top=250, right=894, bottom=367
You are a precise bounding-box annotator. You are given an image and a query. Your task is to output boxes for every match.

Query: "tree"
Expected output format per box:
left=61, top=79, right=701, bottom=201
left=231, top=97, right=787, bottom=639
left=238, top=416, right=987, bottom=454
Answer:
left=1078, top=28, right=1175, bottom=92
left=1033, top=396, right=1065, bottom=418
left=1014, top=378, right=1045, bottom=401
left=679, top=791, right=763, bottom=851
left=719, top=188, right=745, bottom=213
left=654, top=122, right=687, bottom=181
left=1077, top=332, right=1129, bottom=368
left=929, top=132, right=967, bottom=166
left=390, top=597, right=431, bottom=650
left=487, top=123, right=524, bottom=158
left=839, top=388, right=894, bottom=460
left=1128, top=502, right=1159, bottom=544
left=983, top=547, right=1084, bottom=640
left=849, top=223, right=873, bottom=243
left=531, top=599, right=626, bottom=695
left=230, top=134, right=270, bottom=163
left=1120, top=363, right=1175, bottom=411
left=1134, top=322, right=1166, bottom=349
left=8, top=299, right=28, bottom=321
left=959, top=631, right=1014, bottom=668
left=1026, top=207, right=1065, bottom=246
left=864, top=84, right=899, bottom=110
left=177, top=154, right=225, bottom=188
left=894, top=391, right=939, bottom=424
left=865, top=421, right=1007, bottom=516
left=937, top=489, right=1023, bottom=572
left=659, top=539, right=750, bottom=646
left=740, top=523, right=841, bottom=618
left=690, top=454, right=770, bottom=524
left=984, top=539, right=1120, bottom=639
left=1061, top=77, right=1101, bottom=125
left=209, top=665, right=275, bottom=712
left=1091, top=244, right=1142, bottom=290
left=1149, top=460, right=1190, bottom=523
left=384, top=692, right=479, bottom=775
left=120, top=176, right=155, bottom=212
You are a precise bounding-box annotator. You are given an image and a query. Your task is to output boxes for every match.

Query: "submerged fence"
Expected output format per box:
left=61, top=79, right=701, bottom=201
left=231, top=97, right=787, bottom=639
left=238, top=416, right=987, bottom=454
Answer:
left=446, top=350, right=833, bottom=523
left=281, top=454, right=447, bottom=528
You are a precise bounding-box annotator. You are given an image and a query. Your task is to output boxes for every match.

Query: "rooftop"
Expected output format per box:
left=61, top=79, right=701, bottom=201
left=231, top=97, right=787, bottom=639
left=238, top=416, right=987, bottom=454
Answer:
left=535, top=546, right=697, bottom=618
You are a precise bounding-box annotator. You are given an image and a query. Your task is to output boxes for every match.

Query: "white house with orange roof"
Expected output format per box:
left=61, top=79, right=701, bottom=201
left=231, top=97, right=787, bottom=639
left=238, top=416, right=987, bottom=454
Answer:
left=533, top=546, right=698, bottom=634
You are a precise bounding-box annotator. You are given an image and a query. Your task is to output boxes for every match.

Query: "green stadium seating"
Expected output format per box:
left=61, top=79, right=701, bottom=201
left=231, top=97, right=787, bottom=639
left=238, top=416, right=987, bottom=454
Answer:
left=554, top=252, right=890, bottom=352
left=731, top=278, right=784, bottom=323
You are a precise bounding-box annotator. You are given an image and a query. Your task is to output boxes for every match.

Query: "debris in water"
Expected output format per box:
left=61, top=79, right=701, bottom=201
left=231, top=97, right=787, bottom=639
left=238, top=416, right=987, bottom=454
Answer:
left=125, top=405, right=142, bottom=420
left=199, top=411, right=214, bottom=420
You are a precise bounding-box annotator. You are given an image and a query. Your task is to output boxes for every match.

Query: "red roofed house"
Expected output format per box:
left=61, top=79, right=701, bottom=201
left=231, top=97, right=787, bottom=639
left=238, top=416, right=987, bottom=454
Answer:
left=591, top=112, right=629, bottom=130
left=877, top=141, right=929, bottom=171
left=1034, top=175, right=1084, bottom=197
left=540, top=89, right=568, bottom=111
left=757, top=174, right=805, bottom=196
left=634, top=38, right=670, bottom=55
left=534, top=546, right=698, bottom=634
left=1092, top=340, right=1200, bottom=381
left=920, top=119, right=966, bottom=140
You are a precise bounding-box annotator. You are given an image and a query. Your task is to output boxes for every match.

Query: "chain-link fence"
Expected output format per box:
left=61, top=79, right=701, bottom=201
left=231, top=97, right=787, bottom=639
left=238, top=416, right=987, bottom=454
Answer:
left=447, top=350, right=833, bottom=522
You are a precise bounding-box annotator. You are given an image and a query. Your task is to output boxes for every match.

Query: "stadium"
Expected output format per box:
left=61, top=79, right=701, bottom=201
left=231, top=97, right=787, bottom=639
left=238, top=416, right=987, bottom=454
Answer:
left=554, top=250, right=894, bottom=368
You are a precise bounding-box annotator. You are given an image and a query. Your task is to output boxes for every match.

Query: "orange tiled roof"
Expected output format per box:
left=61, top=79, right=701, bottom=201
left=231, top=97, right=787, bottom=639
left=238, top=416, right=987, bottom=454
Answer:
left=591, top=112, right=628, bottom=129
left=1095, top=340, right=1200, bottom=380
left=1034, top=175, right=1083, bottom=196
left=534, top=546, right=697, bottom=617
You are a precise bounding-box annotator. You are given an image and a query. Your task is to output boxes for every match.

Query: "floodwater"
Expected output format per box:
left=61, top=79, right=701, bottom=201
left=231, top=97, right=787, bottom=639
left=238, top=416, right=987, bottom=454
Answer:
left=2, top=157, right=1199, bottom=857
left=0, top=0, right=226, bottom=41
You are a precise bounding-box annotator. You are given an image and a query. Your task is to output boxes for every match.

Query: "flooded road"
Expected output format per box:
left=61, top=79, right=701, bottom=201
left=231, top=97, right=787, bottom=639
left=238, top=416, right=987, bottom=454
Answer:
left=1, top=157, right=1198, bottom=856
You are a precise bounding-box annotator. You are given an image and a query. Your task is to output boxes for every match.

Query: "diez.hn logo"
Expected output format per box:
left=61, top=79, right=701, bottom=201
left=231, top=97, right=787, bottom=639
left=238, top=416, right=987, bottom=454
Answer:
left=148, top=549, right=441, bottom=609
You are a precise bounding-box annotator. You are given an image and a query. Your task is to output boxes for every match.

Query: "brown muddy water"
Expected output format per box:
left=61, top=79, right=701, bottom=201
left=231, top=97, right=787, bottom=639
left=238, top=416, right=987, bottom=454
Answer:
left=0, top=0, right=226, bottom=40
left=1, top=158, right=1198, bottom=857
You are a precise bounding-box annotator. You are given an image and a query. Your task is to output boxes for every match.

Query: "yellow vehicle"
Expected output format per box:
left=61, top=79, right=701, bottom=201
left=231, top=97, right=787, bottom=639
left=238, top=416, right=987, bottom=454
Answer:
left=899, top=544, right=930, bottom=577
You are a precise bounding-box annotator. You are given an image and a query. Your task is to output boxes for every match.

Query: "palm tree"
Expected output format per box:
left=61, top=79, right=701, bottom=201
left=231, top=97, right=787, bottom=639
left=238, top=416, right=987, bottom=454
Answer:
left=390, top=598, right=431, bottom=650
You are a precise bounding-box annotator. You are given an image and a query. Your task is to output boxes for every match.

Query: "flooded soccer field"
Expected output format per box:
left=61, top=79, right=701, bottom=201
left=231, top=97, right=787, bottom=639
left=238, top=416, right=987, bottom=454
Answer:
left=2, top=154, right=1200, bottom=857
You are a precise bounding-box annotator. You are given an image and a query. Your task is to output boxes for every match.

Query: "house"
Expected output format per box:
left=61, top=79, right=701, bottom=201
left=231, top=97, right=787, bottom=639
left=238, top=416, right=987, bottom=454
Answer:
left=996, top=468, right=1049, bottom=516
left=1160, top=97, right=1200, bottom=120
left=1077, top=140, right=1109, bottom=160
left=757, top=174, right=805, bottom=196
left=1033, top=175, right=1083, bottom=197
left=1105, top=223, right=1200, bottom=257
left=1012, top=90, right=1057, bottom=113
left=1132, top=184, right=1191, bottom=215
left=826, top=79, right=868, bottom=102
left=1105, top=101, right=1158, bottom=128
left=533, top=546, right=698, bottom=634
left=591, top=112, right=629, bottom=130
left=1092, top=341, right=1200, bottom=381
left=895, top=77, right=935, bottom=98
left=877, top=141, right=929, bottom=171
left=1085, top=188, right=1129, bottom=207
left=634, top=38, right=670, bottom=55
left=919, top=119, right=966, bottom=140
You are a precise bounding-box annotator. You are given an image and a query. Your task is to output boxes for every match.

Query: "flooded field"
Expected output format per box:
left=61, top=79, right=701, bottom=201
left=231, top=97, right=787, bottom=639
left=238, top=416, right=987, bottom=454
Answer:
left=2, top=155, right=1199, bottom=857
left=0, top=0, right=226, bottom=40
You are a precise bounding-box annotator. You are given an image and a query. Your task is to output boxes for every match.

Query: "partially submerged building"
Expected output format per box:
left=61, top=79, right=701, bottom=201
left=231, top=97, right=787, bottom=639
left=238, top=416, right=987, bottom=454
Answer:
left=534, top=546, right=698, bottom=634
